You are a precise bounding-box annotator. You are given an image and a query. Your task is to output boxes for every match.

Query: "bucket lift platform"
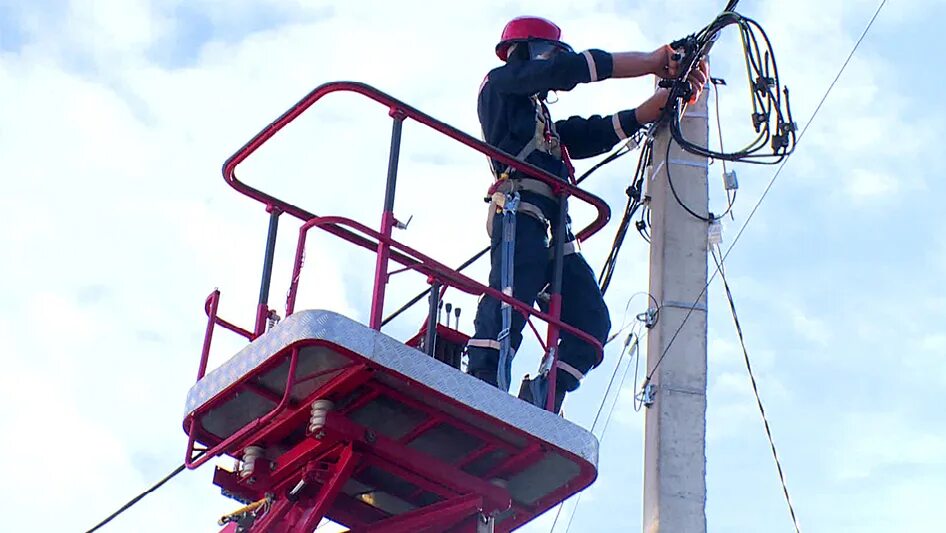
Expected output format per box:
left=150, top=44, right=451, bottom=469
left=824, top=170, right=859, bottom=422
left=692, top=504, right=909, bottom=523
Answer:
left=185, top=310, right=598, bottom=532
left=184, top=82, right=614, bottom=531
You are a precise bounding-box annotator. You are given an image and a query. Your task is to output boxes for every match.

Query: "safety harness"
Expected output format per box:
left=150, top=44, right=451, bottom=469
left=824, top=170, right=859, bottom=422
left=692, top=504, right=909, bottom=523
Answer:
left=484, top=95, right=579, bottom=252
left=479, top=94, right=584, bottom=393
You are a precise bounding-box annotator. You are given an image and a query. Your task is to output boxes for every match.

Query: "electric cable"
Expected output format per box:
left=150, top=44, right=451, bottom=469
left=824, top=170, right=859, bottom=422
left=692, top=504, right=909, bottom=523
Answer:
left=606, top=291, right=658, bottom=346
left=597, top=141, right=651, bottom=293
left=381, top=246, right=489, bottom=327
left=662, top=9, right=797, bottom=164
left=86, top=462, right=190, bottom=533
left=641, top=0, right=887, bottom=389
left=712, top=77, right=738, bottom=219
left=551, top=321, right=650, bottom=533
left=711, top=246, right=800, bottom=533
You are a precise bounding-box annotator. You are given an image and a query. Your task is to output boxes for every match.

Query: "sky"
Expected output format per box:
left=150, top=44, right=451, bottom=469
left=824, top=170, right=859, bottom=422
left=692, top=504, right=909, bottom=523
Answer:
left=1, top=0, right=943, bottom=532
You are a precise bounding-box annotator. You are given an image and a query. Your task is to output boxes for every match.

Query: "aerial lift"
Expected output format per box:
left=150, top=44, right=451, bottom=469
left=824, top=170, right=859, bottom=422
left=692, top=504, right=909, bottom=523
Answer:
left=183, top=82, right=611, bottom=532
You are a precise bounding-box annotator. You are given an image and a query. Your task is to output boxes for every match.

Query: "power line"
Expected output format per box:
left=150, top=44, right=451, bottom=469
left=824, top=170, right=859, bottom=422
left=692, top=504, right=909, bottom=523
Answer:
left=629, top=4, right=886, bottom=530
left=643, top=0, right=887, bottom=386
left=86, top=462, right=188, bottom=533
left=549, top=325, right=641, bottom=532
left=551, top=325, right=650, bottom=533
left=719, top=0, right=888, bottom=264
left=711, top=247, right=800, bottom=533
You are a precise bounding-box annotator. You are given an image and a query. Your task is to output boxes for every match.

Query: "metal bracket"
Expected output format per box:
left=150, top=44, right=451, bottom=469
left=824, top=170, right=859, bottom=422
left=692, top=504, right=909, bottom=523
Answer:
left=708, top=219, right=723, bottom=246
left=639, top=383, right=657, bottom=408
left=537, top=347, right=556, bottom=376
left=639, top=307, right=658, bottom=329
left=477, top=513, right=496, bottom=533
left=394, top=214, right=413, bottom=230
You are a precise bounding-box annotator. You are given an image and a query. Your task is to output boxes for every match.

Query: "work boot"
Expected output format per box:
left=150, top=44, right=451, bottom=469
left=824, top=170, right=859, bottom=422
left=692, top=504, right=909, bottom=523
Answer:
left=517, top=374, right=567, bottom=414
left=470, top=368, right=499, bottom=388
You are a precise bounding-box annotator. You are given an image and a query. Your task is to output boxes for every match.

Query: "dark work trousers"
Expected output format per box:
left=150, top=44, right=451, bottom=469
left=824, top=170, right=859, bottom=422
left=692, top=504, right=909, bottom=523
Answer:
left=467, top=192, right=611, bottom=393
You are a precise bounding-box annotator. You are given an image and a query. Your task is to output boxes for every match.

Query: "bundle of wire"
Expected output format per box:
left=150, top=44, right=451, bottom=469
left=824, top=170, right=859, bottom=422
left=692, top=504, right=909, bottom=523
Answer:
left=596, top=138, right=652, bottom=295
left=665, top=8, right=797, bottom=163
left=593, top=3, right=798, bottom=292
left=388, top=2, right=797, bottom=315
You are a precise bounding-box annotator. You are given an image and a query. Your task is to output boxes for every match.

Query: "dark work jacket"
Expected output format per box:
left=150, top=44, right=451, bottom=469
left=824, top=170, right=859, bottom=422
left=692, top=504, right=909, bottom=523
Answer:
left=478, top=49, right=644, bottom=185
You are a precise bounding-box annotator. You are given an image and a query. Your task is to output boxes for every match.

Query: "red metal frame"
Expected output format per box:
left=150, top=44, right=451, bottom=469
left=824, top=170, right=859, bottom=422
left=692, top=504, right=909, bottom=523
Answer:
left=204, top=290, right=254, bottom=340
left=221, top=82, right=609, bottom=240
left=197, top=82, right=613, bottom=414
left=360, top=494, right=484, bottom=533
left=186, top=346, right=304, bottom=469
left=220, top=81, right=610, bottom=377
left=188, top=338, right=597, bottom=532
left=286, top=215, right=604, bottom=365
left=188, top=81, right=609, bottom=532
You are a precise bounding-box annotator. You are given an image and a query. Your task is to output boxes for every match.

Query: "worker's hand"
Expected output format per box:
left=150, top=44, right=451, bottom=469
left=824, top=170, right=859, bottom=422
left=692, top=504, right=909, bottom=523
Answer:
left=636, top=88, right=672, bottom=124
left=686, top=59, right=710, bottom=102
left=650, top=44, right=681, bottom=78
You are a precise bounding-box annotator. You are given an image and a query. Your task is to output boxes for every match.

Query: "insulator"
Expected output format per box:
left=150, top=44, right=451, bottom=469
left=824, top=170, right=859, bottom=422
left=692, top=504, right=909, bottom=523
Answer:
left=308, top=399, right=334, bottom=434
left=239, top=446, right=265, bottom=478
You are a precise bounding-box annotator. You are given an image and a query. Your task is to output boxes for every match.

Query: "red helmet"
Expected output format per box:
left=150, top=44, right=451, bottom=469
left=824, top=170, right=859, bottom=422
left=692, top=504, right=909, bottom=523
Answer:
left=495, top=16, right=572, bottom=61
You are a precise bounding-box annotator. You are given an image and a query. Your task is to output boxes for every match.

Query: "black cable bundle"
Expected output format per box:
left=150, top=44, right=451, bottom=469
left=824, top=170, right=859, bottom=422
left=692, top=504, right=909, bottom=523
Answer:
left=597, top=140, right=652, bottom=294
left=663, top=6, right=797, bottom=164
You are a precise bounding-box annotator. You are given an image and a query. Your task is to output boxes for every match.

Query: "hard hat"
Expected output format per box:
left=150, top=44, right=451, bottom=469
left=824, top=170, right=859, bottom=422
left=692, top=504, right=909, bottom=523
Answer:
left=495, top=16, right=573, bottom=61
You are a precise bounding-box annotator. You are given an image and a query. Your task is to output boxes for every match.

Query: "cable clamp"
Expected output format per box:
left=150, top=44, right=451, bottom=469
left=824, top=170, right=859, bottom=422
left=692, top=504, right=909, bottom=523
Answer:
left=638, top=383, right=657, bottom=408
left=708, top=220, right=723, bottom=245
left=752, top=112, right=769, bottom=132
left=668, top=158, right=706, bottom=169
left=661, top=299, right=707, bottom=313
left=637, top=307, right=658, bottom=329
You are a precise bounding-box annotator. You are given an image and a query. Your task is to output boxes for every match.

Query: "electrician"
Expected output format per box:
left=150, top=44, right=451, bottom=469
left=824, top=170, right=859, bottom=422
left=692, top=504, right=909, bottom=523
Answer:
left=466, top=16, right=708, bottom=413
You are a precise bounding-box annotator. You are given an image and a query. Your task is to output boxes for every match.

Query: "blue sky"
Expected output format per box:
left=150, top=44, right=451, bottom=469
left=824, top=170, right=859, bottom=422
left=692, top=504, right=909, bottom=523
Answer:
left=1, top=1, right=943, bottom=532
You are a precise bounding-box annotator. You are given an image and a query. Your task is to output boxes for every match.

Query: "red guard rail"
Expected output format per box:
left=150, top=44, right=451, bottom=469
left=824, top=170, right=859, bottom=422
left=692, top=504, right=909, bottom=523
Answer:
left=221, top=81, right=610, bottom=242
left=286, top=215, right=604, bottom=365
left=210, top=81, right=610, bottom=411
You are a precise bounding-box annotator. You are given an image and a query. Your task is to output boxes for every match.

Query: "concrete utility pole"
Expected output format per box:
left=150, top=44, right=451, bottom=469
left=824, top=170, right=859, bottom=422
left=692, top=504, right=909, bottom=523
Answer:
left=642, top=88, right=710, bottom=533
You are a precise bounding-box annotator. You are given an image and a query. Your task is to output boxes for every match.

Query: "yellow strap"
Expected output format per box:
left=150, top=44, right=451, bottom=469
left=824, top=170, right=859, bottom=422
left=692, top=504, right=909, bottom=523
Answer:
left=219, top=496, right=271, bottom=526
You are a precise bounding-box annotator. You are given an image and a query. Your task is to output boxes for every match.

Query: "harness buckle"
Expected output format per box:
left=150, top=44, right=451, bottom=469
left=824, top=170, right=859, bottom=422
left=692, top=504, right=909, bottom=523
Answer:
left=491, top=191, right=507, bottom=211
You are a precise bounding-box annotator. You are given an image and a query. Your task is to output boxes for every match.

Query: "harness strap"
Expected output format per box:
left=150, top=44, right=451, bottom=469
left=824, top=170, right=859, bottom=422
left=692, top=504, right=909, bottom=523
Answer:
left=487, top=95, right=567, bottom=183
left=497, top=191, right=520, bottom=393
left=489, top=175, right=556, bottom=199
left=468, top=338, right=504, bottom=351
left=486, top=191, right=549, bottom=238
left=562, top=239, right=581, bottom=256
left=557, top=360, right=585, bottom=382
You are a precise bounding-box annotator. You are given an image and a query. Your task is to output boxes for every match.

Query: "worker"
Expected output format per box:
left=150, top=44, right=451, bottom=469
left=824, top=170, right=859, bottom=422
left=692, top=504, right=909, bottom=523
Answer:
left=466, top=16, right=708, bottom=413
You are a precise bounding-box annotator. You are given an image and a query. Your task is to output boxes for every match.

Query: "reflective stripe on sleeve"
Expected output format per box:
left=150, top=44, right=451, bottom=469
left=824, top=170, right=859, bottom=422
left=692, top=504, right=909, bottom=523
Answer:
left=582, top=50, right=599, bottom=82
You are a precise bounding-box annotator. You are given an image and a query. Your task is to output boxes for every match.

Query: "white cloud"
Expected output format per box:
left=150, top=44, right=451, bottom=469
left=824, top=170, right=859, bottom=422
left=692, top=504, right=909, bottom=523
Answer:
left=919, top=333, right=946, bottom=352
left=842, top=168, right=898, bottom=201
left=789, top=308, right=832, bottom=346
left=831, top=411, right=946, bottom=481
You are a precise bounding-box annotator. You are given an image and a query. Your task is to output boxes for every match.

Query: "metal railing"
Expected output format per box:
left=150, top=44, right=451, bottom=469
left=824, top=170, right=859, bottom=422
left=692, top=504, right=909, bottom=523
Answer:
left=198, top=81, right=610, bottom=413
